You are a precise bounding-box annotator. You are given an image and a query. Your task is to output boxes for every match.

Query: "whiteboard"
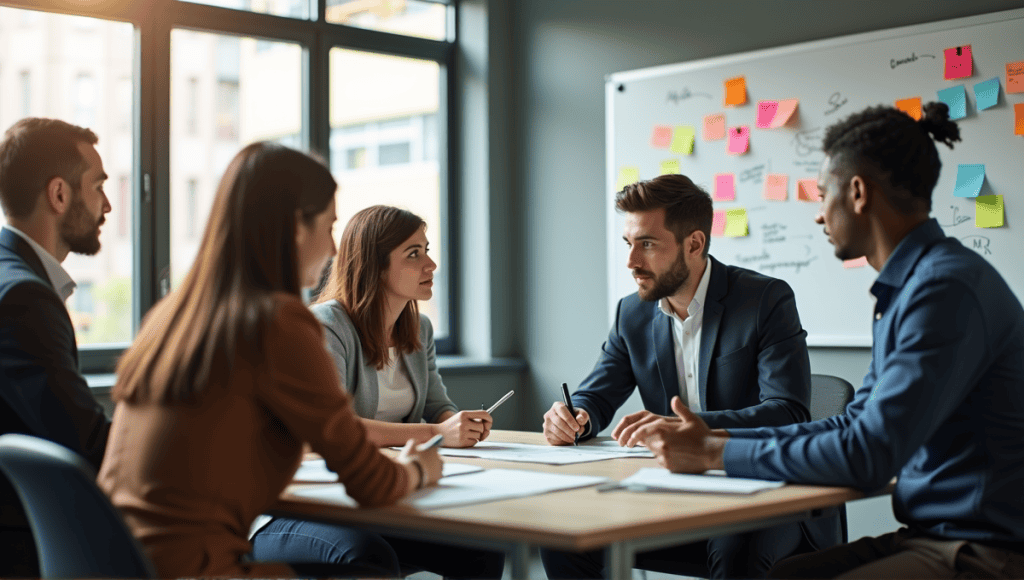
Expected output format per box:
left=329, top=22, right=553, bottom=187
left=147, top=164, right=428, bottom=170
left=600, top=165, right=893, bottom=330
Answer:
left=606, top=9, right=1024, bottom=347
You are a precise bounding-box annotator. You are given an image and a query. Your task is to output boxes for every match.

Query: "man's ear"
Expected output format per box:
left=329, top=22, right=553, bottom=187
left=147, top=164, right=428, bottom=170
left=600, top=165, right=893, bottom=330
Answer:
left=689, top=230, right=707, bottom=257
left=848, top=174, right=870, bottom=215
left=44, top=176, right=71, bottom=215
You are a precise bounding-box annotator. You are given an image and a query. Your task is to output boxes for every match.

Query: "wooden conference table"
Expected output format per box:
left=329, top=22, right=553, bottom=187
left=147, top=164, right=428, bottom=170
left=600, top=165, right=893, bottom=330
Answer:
left=270, top=430, right=868, bottom=579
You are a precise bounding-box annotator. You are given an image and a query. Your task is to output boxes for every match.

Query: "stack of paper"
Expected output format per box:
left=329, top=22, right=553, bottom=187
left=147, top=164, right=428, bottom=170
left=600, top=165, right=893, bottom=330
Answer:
left=293, top=459, right=482, bottom=483
left=618, top=468, right=784, bottom=494
left=438, top=441, right=654, bottom=464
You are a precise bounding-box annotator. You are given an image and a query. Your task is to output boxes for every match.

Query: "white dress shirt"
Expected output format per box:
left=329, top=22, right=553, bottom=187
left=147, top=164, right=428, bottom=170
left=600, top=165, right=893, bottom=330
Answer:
left=374, top=347, right=416, bottom=422
left=657, top=259, right=712, bottom=412
left=4, top=225, right=76, bottom=301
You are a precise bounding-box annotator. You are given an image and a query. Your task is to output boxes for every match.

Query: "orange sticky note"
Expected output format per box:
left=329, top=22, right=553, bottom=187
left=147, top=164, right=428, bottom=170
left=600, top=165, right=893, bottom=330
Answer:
left=651, top=125, right=672, bottom=148
left=724, top=76, right=746, bottom=106
left=769, top=99, right=799, bottom=128
left=944, top=45, right=972, bottom=80
left=797, top=179, right=820, bottom=202
left=895, top=97, right=922, bottom=120
left=712, top=210, right=727, bottom=237
left=1015, top=103, right=1024, bottom=136
left=703, top=113, right=726, bottom=140
left=756, top=101, right=779, bottom=128
left=843, top=257, right=868, bottom=269
left=714, top=173, right=736, bottom=201
left=1007, top=61, right=1024, bottom=94
left=727, top=126, right=750, bottom=155
left=763, top=174, right=788, bottom=201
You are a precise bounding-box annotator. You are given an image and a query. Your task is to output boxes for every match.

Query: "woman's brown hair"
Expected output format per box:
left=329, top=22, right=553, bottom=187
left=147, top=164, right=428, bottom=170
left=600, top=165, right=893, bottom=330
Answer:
left=114, top=143, right=337, bottom=403
left=317, top=205, right=425, bottom=369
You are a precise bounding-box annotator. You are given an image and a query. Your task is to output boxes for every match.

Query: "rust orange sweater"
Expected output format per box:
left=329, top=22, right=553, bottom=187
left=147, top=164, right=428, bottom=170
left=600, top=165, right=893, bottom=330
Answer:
left=97, top=294, right=407, bottom=577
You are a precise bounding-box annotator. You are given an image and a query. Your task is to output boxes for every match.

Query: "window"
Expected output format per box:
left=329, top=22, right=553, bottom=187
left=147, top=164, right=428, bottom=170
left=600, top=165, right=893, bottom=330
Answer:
left=0, top=0, right=456, bottom=367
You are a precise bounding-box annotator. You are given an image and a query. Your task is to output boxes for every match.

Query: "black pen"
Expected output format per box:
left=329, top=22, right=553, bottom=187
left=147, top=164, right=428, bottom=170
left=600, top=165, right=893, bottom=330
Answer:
left=560, top=382, right=579, bottom=446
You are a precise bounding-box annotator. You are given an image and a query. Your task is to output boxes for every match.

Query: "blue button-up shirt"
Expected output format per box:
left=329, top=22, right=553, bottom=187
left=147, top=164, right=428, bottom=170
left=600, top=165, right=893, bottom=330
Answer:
left=723, top=219, right=1024, bottom=546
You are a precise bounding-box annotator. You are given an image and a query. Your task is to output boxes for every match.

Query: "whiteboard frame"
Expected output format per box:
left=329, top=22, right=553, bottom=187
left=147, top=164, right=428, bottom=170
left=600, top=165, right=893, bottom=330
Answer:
left=605, top=7, right=1024, bottom=348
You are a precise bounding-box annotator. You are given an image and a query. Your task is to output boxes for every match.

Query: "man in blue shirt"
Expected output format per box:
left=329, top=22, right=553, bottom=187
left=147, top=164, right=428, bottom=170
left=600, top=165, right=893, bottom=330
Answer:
left=629, top=102, right=1024, bottom=578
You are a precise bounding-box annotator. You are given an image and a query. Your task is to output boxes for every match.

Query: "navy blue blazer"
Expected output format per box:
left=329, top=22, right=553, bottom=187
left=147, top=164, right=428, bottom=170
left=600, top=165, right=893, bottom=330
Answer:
left=0, top=227, right=110, bottom=529
left=573, top=255, right=811, bottom=435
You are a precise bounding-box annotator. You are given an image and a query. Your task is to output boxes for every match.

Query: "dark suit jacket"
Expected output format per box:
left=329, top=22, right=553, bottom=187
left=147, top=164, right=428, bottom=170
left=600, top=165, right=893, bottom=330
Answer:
left=572, top=255, right=840, bottom=551
left=0, top=227, right=110, bottom=531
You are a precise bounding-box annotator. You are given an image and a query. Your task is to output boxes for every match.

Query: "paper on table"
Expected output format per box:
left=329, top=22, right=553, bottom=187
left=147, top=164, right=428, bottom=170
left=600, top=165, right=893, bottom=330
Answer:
left=438, top=441, right=653, bottom=464
left=582, top=440, right=655, bottom=457
left=294, top=459, right=482, bottom=483
left=291, top=469, right=609, bottom=510
left=619, top=468, right=784, bottom=494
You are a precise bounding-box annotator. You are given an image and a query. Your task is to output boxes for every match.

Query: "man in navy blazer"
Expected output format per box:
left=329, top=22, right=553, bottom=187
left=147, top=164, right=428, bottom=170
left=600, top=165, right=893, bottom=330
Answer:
left=542, top=174, right=838, bottom=579
left=0, top=118, right=112, bottom=576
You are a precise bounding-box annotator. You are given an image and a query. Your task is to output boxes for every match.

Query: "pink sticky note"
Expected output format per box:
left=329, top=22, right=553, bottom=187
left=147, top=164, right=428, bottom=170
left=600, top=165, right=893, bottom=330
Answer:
left=843, top=257, right=868, bottom=269
left=756, top=101, right=779, bottom=128
left=651, top=125, right=672, bottom=148
left=944, top=45, right=972, bottom=80
left=712, top=210, right=727, bottom=237
left=714, top=173, right=736, bottom=201
left=726, top=126, right=750, bottom=155
left=763, top=174, right=788, bottom=201
left=797, top=179, right=820, bottom=202
left=769, top=99, right=799, bottom=128
left=703, top=113, right=726, bottom=140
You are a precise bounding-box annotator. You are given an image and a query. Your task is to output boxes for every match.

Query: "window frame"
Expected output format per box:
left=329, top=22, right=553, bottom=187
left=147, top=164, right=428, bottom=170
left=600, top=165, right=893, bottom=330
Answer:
left=0, top=0, right=459, bottom=370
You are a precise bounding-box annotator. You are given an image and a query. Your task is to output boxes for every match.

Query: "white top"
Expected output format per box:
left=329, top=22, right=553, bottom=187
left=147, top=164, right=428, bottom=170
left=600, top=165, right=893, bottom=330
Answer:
left=657, top=259, right=712, bottom=413
left=374, top=347, right=416, bottom=422
left=4, top=225, right=76, bottom=301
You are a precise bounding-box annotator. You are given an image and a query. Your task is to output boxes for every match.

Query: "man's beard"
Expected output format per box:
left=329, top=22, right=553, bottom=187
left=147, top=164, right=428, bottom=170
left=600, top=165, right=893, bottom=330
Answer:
left=60, top=188, right=103, bottom=256
left=635, top=253, right=690, bottom=302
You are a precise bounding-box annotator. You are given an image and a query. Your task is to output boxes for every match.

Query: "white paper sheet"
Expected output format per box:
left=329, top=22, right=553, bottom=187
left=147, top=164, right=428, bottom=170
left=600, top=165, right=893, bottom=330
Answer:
left=293, top=460, right=482, bottom=483
left=617, top=467, right=784, bottom=494
left=291, top=468, right=608, bottom=510
left=437, top=441, right=654, bottom=464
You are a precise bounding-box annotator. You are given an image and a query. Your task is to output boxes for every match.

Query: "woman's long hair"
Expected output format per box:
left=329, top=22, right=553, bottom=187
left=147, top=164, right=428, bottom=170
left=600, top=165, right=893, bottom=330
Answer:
left=114, top=143, right=337, bottom=403
left=317, top=205, right=425, bottom=369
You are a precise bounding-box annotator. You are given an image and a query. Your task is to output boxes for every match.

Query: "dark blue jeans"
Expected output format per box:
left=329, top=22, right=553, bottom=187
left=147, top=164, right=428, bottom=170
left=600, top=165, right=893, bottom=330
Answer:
left=251, top=517, right=505, bottom=579
left=542, top=521, right=805, bottom=580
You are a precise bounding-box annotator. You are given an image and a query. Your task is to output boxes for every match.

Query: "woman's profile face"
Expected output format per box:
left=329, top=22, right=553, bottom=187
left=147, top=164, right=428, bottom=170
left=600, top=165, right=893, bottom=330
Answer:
left=383, top=224, right=436, bottom=305
left=296, top=197, right=338, bottom=289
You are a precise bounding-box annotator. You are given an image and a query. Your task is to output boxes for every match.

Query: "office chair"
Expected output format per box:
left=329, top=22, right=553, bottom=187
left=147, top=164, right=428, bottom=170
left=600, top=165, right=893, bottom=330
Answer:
left=809, top=374, right=855, bottom=422
left=0, top=433, right=157, bottom=579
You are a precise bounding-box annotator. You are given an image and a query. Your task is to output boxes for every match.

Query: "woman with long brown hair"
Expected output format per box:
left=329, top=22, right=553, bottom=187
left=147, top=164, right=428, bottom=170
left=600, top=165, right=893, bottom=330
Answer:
left=249, top=205, right=504, bottom=579
left=97, top=144, right=442, bottom=578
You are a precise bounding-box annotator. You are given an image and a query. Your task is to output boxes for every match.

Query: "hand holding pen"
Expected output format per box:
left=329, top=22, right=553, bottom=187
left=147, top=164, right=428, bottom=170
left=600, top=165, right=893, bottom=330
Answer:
left=436, top=390, right=514, bottom=448
left=542, top=383, right=590, bottom=446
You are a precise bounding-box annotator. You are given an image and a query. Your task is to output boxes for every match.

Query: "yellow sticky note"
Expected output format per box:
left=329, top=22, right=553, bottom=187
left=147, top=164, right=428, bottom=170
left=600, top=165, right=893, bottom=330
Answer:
left=670, top=126, right=696, bottom=155
left=616, top=166, right=640, bottom=191
left=724, top=208, right=748, bottom=237
left=724, top=76, right=746, bottom=106
left=703, top=113, right=726, bottom=140
left=660, top=159, right=680, bottom=175
left=975, top=195, right=1004, bottom=228
left=895, top=97, right=922, bottom=121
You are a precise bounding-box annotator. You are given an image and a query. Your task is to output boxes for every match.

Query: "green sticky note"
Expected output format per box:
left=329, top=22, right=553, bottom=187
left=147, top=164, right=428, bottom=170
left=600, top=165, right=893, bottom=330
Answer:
left=616, top=166, right=640, bottom=191
left=975, top=195, right=1004, bottom=228
left=724, top=208, right=748, bottom=237
left=670, top=126, right=695, bottom=155
left=660, top=159, right=680, bottom=175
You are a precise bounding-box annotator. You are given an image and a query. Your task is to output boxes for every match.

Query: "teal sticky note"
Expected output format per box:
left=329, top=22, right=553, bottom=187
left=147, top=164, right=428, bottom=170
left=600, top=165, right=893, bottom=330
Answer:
left=954, top=164, right=985, bottom=198
left=973, top=77, right=1000, bottom=111
left=937, top=85, right=967, bottom=120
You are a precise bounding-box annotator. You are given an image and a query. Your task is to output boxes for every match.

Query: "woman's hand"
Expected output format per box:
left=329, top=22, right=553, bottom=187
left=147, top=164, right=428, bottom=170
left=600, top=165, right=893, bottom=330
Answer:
left=397, top=438, right=443, bottom=493
left=437, top=410, right=492, bottom=447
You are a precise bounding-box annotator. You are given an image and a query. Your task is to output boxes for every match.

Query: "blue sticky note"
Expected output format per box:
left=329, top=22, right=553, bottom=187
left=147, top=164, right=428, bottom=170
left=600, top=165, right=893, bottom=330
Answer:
left=954, top=164, right=985, bottom=198
left=973, top=77, right=1000, bottom=111
left=937, top=85, right=967, bottom=120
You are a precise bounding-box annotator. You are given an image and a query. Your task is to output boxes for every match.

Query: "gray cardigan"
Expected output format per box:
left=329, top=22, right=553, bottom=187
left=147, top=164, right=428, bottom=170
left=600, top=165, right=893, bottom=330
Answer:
left=310, top=299, right=459, bottom=423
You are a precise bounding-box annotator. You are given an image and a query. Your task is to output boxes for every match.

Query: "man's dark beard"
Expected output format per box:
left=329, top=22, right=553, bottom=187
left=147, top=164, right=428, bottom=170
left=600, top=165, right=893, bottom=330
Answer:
left=635, top=252, right=689, bottom=302
left=60, top=188, right=102, bottom=256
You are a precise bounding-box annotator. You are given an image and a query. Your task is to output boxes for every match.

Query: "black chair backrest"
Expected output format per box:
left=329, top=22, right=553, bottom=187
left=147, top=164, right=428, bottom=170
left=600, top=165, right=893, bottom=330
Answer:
left=0, top=433, right=156, bottom=579
left=809, top=374, right=855, bottom=421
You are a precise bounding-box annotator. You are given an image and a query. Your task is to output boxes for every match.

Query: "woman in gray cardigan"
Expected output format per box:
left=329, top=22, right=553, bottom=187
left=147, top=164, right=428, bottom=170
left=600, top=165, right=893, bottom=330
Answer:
left=251, top=205, right=504, bottom=579
left=310, top=205, right=492, bottom=448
